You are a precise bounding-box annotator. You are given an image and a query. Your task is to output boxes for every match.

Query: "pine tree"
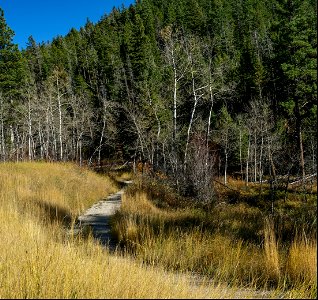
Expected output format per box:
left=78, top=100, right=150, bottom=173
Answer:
left=0, top=7, right=25, bottom=98
left=272, top=0, right=317, bottom=177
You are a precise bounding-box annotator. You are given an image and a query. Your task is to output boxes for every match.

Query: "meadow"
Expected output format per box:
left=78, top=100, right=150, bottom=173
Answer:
left=0, top=162, right=316, bottom=298
left=112, top=175, right=317, bottom=299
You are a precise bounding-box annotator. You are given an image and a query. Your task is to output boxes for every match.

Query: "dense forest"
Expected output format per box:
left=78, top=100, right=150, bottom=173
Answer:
left=0, top=0, right=316, bottom=201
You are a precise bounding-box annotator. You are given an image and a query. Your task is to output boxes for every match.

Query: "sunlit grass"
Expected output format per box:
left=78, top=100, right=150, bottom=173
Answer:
left=0, top=162, right=278, bottom=299
left=286, top=233, right=317, bottom=286
left=0, top=209, right=230, bottom=299
left=0, top=161, right=118, bottom=218
left=112, top=179, right=317, bottom=298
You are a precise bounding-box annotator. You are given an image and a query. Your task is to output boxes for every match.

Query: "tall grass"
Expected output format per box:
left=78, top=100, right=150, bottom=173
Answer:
left=0, top=209, right=226, bottom=298
left=112, top=182, right=317, bottom=298
left=286, top=233, right=317, bottom=286
left=1, top=162, right=270, bottom=298
left=264, top=217, right=280, bottom=284
left=0, top=161, right=118, bottom=218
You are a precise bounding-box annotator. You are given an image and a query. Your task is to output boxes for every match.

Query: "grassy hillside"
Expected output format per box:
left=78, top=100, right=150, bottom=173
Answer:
left=0, top=162, right=280, bottom=298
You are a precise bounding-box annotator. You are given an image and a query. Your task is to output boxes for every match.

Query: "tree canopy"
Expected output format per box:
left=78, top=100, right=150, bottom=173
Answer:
left=0, top=0, right=316, bottom=199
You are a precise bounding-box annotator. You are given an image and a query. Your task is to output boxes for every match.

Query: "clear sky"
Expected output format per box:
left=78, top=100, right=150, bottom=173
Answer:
left=0, top=0, right=135, bottom=49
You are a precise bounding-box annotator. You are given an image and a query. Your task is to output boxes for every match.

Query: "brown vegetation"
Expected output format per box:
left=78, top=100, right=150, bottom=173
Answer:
left=1, top=162, right=293, bottom=299
left=111, top=175, right=317, bottom=298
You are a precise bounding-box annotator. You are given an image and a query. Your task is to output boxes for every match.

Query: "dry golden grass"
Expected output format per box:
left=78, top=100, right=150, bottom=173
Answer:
left=0, top=210, right=234, bottom=298
left=0, top=161, right=118, bottom=218
left=114, top=192, right=266, bottom=284
left=286, top=234, right=317, bottom=286
left=0, top=162, right=280, bottom=299
left=0, top=213, right=230, bottom=299
left=264, top=218, right=281, bottom=283
left=112, top=185, right=317, bottom=298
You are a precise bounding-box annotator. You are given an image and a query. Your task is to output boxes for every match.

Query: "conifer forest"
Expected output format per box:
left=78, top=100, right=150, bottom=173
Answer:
left=0, top=0, right=316, bottom=201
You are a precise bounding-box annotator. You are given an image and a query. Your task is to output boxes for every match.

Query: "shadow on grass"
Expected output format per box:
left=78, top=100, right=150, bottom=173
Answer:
left=33, top=199, right=73, bottom=226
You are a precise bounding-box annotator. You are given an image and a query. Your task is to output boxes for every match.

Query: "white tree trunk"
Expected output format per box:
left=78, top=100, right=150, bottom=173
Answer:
left=224, top=129, right=229, bottom=185
left=38, top=121, right=44, bottom=160
left=27, top=96, right=33, bottom=161
left=246, top=132, right=251, bottom=186
left=254, top=131, right=257, bottom=182
left=172, top=53, right=177, bottom=142
left=184, top=69, right=206, bottom=166
left=98, top=118, right=106, bottom=167
left=259, top=134, right=264, bottom=182
left=239, top=129, right=243, bottom=175
left=57, top=88, right=63, bottom=161
left=0, top=97, right=6, bottom=161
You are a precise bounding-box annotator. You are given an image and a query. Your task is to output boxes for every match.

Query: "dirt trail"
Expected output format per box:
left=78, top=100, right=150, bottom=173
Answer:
left=71, top=180, right=132, bottom=251
left=69, top=179, right=278, bottom=298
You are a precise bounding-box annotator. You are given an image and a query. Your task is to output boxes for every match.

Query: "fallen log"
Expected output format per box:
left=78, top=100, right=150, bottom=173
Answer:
left=289, top=173, right=317, bottom=185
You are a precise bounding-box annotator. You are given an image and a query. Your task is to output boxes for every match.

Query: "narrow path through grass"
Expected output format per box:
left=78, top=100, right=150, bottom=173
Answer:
left=70, top=180, right=132, bottom=251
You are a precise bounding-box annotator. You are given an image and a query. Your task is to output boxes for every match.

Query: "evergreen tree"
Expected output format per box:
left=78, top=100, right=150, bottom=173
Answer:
left=272, top=0, right=317, bottom=177
left=0, top=7, right=25, bottom=98
left=0, top=0, right=315, bottom=182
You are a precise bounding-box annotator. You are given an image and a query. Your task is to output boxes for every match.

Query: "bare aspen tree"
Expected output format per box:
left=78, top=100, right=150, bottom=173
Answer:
left=46, top=67, right=71, bottom=161
left=57, top=73, right=63, bottom=160
left=0, top=93, right=7, bottom=161
left=27, top=94, right=33, bottom=160
left=309, top=131, right=317, bottom=174
left=23, top=80, right=38, bottom=161
left=184, top=70, right=206, bottom=166
left=215, top=106, right=235, bottom=185
left=254, top=128, right=257, bottom=182
left=243, top=98, right=281, bottom=184
left=160, top=26, right=189, bottom=143
left=96, top=89, right=116, bottom=167
left=235, top=114, right=248, bottom=178
left=204, top=42, right=237, bottom=173
left=246, top=127, right=251, bottom=186
left=38, top=119, right=44, bottom=160
left=183, top=37, right=207, bottom=167
left=45, top=97, right=56, bottom=160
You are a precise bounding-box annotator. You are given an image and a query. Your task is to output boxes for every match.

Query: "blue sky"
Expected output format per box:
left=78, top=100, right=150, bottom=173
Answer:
left=0, top=0, right=135, bottom=49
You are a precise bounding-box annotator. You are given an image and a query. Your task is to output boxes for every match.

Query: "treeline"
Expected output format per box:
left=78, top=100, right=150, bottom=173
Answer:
left=0, top=0, right=316, bottom=200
